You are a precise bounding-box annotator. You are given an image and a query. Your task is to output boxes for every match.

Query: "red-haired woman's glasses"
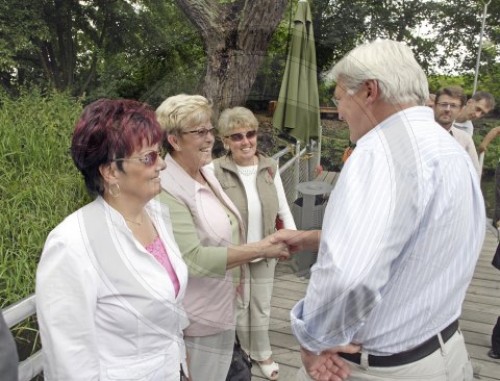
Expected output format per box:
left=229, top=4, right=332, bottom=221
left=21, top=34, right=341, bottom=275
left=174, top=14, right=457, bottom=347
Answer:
left=114, top=149, right=164, bottom=167
left=226, top=130, right=257, bottom=142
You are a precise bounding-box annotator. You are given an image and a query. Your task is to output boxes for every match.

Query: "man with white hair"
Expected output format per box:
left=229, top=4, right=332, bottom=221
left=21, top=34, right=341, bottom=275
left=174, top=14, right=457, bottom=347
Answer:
left=274, top=39, right=485, bottom=381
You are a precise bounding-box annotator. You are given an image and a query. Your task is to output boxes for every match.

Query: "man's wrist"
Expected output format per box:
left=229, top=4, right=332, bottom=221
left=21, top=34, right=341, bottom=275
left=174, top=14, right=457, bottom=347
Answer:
left=301, top=346, right=322, bottom=356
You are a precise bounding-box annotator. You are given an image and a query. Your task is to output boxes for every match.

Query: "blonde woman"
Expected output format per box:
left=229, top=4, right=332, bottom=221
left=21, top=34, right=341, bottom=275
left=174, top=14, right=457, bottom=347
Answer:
left=212, top=106, right=296, bottom=380
left=156, top=95, right=289, bottom=381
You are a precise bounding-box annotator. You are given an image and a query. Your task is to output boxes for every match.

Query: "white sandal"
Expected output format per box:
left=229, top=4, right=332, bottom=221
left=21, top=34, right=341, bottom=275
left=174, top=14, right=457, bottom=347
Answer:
left=257, top=360, right=279, bottom=380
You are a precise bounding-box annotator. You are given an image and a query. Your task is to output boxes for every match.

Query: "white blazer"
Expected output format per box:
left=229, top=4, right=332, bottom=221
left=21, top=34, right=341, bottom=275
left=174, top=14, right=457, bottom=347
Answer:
left=36, top=197, right=189, bottom=381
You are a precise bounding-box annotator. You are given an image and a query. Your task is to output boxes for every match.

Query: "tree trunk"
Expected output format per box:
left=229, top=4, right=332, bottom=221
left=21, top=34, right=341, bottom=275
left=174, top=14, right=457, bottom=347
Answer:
left=175, top=0, right=288, bottom=116
left=53, top=0, right=76, bottom=90
left=80, top=13, right=109, bottom=96
left=36, top=0, right=77, bottom=91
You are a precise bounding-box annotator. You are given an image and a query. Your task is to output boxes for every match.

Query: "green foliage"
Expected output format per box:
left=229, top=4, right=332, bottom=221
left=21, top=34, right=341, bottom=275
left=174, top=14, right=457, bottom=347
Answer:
left=320, top=122, right=350, bottom=172
left=319, top=81, right=334, bottom=106
left=472, top=119, right=500, bottom=219
left=311, top=0, right=442, bottom=73
left=427, top=75, right=470, bottom=94
left=435, top=0, right=500, bottom=73
left=0, top=0, right=205, bottom=101
left=0, top=2, right=49, bottom=75
left=0, top=90, right=89, bottom=307
left=309, top=0, right=500, bottom=81
left=88, top=0, right=205, bottom=105
left=2, top=0, right=499, bottom=106
left=473, top=118, right=500, bottom=174
left=249, top=9, right=292, bottom=103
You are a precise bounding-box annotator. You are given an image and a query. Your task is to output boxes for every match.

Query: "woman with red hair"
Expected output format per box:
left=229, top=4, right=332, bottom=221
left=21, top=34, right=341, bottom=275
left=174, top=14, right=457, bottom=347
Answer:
left=36, top=99, right=189, bottom=381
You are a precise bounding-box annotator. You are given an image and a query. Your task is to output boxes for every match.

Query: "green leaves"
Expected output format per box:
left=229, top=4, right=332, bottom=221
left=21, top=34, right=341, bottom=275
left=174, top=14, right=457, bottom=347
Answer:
left=309, top=0, right=499, bottom=77
left=0, top=90, right=88, bottom=307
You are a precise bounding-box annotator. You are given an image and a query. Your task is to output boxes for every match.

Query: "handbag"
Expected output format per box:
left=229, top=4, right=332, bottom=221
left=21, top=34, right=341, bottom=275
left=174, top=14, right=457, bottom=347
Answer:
left=492, top=242, right=500, bottom=270
left=275, top=216, right=284, bottom=230
left=266, top=166, right=285, bottom=232
left=225, top=335, right=252, bottom=381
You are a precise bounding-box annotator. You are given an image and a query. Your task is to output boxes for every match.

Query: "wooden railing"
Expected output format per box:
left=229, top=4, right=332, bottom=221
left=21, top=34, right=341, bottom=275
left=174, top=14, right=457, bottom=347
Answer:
left=267, top=101, right=338, bottom=119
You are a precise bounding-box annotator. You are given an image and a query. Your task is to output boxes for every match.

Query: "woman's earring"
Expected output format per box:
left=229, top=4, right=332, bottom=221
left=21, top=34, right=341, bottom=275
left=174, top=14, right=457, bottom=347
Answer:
left=109, top=183, right=121, bottom=198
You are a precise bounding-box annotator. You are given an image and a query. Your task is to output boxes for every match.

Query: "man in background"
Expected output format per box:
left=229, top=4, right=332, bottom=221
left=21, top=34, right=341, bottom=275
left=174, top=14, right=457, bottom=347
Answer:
left=454, top=91, right=495, bottom=135
left=434, top=86, right=480, bottom=176
left=426, top=93, right=436, bottom=108
left=274, top=39, right=485, bottom=381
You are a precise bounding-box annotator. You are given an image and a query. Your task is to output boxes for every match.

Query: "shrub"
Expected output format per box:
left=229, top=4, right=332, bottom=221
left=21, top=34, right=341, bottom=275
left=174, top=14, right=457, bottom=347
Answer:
left=0, top=90, right=89, bottom=308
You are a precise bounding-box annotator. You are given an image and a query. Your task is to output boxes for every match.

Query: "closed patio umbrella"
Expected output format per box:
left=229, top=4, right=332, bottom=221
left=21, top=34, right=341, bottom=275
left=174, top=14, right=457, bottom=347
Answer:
left=273, top=0, right=320, bottom=144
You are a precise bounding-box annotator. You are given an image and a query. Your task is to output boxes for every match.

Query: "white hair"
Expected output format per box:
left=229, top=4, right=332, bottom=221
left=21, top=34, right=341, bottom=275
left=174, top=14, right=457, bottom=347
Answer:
left=327, top=40, right=429, bottom=105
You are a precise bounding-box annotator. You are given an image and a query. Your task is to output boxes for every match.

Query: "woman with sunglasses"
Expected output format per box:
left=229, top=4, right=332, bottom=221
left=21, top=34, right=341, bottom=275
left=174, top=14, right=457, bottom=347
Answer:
left=211, top=106, right=296, bottom=380
left=155, top=94, right=289, bottom=381
left=36, top=99, right=189, bottom=381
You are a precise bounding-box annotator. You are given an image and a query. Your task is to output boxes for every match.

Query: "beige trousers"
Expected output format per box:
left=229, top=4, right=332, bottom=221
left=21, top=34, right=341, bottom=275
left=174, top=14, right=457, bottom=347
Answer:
left=184, top=329, right=235, bottom=381
left=237, top=258, right=277, bottom=361
left=296, top=330, right=473, bottom=381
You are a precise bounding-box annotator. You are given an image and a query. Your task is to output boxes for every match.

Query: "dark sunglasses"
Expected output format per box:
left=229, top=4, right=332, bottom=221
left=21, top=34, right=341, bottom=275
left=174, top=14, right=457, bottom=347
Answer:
left=225, top=130, right=257, bottom=142
left=181, top=126, right=218, bottom=138
left=113, top=149, right=164, bottom=167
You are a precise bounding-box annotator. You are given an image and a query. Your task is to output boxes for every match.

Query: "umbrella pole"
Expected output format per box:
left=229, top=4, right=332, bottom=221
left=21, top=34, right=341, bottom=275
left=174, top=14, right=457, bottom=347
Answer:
left=316, top=127, right=322, bottom=171
left=294, top=141, right=301, bottom=201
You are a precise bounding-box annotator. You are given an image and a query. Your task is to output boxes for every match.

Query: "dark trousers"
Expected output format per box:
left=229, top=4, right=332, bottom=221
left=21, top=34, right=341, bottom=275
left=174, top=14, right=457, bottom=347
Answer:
left=495, top=161, right=500, bottom=226
left=0, top=311, right=18, bottom=381
left=493, top=316, right=500, bottom=353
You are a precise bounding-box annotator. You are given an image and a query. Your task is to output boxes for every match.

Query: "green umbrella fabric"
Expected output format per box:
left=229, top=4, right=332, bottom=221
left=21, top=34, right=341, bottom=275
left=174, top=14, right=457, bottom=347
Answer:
left=273, top=0, right=320, bottom=144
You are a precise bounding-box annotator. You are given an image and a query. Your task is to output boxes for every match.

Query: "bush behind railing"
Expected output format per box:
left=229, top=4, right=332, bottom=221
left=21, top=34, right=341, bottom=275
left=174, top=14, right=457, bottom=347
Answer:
left=0, top=90, right=90, bottom=309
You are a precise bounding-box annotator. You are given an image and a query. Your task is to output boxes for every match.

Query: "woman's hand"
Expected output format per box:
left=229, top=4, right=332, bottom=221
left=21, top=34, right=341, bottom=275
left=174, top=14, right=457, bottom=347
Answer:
left=227, top=237, right=289, bottom=268
left=270, top=229, right=321, bottom=254
left=258, top=234, right=290, bottom=260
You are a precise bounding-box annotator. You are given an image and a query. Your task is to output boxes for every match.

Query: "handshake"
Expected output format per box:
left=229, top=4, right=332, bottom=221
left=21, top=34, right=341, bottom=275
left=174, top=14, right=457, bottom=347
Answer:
left=257, top=229, right=321, bottom=261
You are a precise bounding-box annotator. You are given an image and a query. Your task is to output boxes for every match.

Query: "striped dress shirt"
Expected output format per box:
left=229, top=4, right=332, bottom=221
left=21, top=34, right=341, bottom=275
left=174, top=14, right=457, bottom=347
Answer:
left=291, top=106, right=485, bottom=355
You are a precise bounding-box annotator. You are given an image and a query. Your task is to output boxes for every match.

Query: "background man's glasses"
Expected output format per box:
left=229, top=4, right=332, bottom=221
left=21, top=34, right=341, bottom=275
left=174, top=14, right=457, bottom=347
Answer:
left=436, top=102, right=461, bottom=110
left=113, top=149, right=164, bottom=167
left=182, top=126, right=217, bottom=138
left=226, top=130, right=257, bottom=142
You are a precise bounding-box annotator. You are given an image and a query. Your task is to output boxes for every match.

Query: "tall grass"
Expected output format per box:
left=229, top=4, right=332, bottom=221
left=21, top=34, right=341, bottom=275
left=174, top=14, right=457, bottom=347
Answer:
left=0, top=90, right=89, bottom=308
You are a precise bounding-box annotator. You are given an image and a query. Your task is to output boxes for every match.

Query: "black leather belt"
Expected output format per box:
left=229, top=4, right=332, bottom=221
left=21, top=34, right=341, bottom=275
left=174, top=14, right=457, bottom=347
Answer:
left=339, top=320, right=459, bottom=367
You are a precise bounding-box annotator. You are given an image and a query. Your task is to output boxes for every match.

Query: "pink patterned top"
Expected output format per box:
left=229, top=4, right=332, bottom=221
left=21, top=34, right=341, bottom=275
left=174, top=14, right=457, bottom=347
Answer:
left=145, top=236, right=180, bottom=297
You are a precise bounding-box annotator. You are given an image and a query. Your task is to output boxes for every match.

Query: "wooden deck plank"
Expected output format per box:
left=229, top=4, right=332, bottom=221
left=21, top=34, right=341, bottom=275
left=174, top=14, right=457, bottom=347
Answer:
left=259, top=225, right=500, bottom=380
left=467, top=285, right=500, bottom=298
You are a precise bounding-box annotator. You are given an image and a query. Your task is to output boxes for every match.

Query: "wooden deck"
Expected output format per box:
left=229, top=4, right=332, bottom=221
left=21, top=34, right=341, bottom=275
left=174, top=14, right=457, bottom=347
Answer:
left=462, top=224, right=500, bottom=380
left=251, top=223, right=500, bottom=380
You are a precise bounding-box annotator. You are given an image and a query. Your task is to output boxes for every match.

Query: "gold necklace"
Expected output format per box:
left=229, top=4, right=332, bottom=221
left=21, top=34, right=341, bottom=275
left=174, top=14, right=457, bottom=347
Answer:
left=124, top=215, right=144, bottom=226
left=125, top=219, right=142, bottom=226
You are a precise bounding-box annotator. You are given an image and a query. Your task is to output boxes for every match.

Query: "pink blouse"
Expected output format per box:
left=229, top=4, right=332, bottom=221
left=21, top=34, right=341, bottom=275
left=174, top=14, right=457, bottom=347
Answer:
left=145, top=236, right=180, bottom=297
